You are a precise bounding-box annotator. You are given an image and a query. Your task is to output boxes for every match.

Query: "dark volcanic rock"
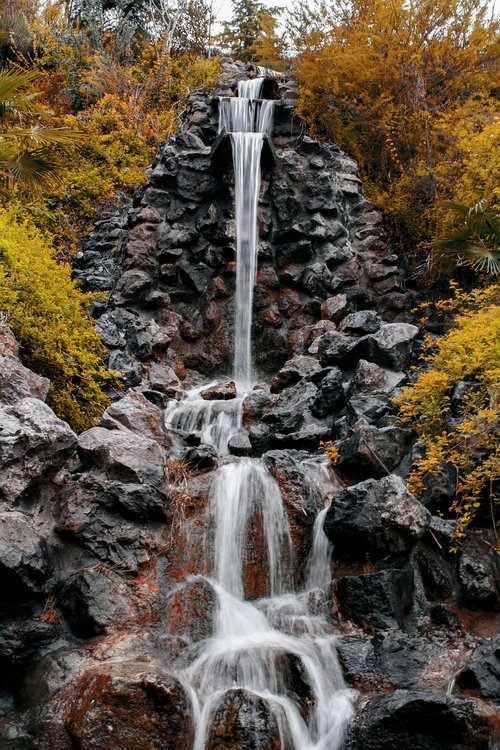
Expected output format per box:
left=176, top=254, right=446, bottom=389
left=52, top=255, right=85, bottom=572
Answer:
left=344, top=691, right=490, bottom=750
left=337, top=422, right=410, bottom=478
left=56, top=480, right=161, bottom=573
left=339, top=310, right=382, bottom=335
left=324, top=475, right=430, bottom=560
left=0, top=398, right=76, bottom=503
left=310, top=366, right=344, bottom=417
left=261, top=380, right=317, bottom=434
left=0, top=619, right=57, bottom=680
left=335, top=566, right=415, bottom=630
left=0, top=350, right=49, bottom=405
left=348, top=359, right=405, bottom=396
left=184, top=443, right=218, bottom=470
left=228, top=429, right=253, bottom=456
left=200, top=381, right=237, bottom=400
left=362, top=323, right=419, bottom=370
left=418, top=460, right=457, bottom=512
left=100, top=392, right=170, bottom=447
left=270, top=355, right=322, bottom=393
left=77, top=426, right=165, bottom=485
left=0, top=510, right=53, bottom=594
left=59, top=569, right=136, bottom=638
left=206, top=688, right=282, bottom=750
left=337, top=631, right=446, bottom=691
left=456, top=635, right=500, bottom=699
left=458, top=534, right=500, bottom=611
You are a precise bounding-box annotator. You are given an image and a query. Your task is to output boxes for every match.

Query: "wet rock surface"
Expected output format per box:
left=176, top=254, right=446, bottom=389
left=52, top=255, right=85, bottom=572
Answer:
left=324, top=475, right=430, bottom=560
left=206, top=689, right=282, bottom=750
left=0, top=60, right=499, bottom=750
left=344, top=691, right=491, bottom=750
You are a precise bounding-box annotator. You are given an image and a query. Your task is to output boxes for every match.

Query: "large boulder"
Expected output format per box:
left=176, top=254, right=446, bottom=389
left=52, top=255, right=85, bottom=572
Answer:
left=100, top=392, right=170, bottom=447
left=0, top=353, right=49, bottom=405
left=348, top=359, right=406, bottom=396
left=77, top=426, right=165, bottom=486
left=362, top=323, right=419, bottom=371
left=0, top=511, right=53, bottom=594
left=0, top=617, right=57, bottom=680
left=59, top=569, right=140, bottom=638
left=0, top=399, right=77, bottom=503
left=310, top=366, right=345, bottom=417
left=163, top=576, right=216, bottom=643
left=324, top=475, right=430, bottom=560
left=336, top=631, right=447, bottom=692
left=337, top=423, right=410, bottom=478
left=334, top=567, right=415, bottom=631
left=56, top=486, right=161, bottom=574
left=344, top=691, right=490, bottom=750
left=269, top=355, right=322, bottom=393
left=36, top=663, right=194, bottom=750
left=457, top=534, right=500, bottom=611
left=261, top=380, right=318, bottom=434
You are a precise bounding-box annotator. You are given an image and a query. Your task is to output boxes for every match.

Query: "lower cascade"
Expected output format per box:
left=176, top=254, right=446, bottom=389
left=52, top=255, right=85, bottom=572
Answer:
left=167, top=74, right=354, bottom=750
left=182, top=440, right=355, bottom=750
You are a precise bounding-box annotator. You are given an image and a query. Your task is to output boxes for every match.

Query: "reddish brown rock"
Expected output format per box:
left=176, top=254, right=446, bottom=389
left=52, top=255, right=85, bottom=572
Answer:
left=38, top=663, right=194, bottom=750
left=164, top=576, right=216, bottom=642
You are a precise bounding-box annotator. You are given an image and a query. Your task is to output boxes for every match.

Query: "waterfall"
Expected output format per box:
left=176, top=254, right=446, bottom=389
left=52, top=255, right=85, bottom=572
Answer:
left=165, top=387, right=243, bottom=456
left=219, top=76, right=274, bottom=389
left=209, top=459, right=293, bottom=599
left=164, top=74, right=354, bottom=750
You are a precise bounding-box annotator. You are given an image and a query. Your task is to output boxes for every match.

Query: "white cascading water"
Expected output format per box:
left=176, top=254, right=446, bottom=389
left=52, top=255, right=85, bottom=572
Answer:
left=220, top=76, right=274, bottom=388
left=165, top=76, right=354, bottom=749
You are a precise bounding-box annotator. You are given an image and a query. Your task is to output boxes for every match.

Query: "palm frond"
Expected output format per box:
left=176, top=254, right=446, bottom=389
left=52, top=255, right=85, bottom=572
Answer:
left=0, top=125, right=84, bottom=148
left=2, top=151, right=58, bottom=189
left=0, top=70, right=40, bottom=117
left=0, top=70, right=36, bottom=102
left=455, top=244, right=500, bottom=276
left=432, top=199, right=500, bottom=277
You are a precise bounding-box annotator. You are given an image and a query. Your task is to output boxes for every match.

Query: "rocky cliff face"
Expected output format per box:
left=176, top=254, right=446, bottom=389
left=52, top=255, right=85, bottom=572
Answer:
left=0, top=59, right=498, bottom=750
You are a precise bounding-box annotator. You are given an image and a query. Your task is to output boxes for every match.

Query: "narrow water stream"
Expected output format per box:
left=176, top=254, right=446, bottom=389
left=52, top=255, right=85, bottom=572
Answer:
left=166, top=75, right=354, bottom=750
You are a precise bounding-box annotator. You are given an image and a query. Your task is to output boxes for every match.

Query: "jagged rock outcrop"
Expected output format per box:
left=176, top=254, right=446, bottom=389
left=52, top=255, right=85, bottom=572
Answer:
left=1, top=59, right=498, bottom=750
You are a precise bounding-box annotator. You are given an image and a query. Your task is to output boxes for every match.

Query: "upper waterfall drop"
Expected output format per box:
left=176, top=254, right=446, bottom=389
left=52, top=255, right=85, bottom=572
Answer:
left=219, top=77, right=274, bottom=390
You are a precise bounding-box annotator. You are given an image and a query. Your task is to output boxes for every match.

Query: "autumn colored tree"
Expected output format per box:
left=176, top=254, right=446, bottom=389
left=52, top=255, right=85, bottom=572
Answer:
left=1, top=1, right=220, bottom=249
left=280, top=0, right=499, bottom=272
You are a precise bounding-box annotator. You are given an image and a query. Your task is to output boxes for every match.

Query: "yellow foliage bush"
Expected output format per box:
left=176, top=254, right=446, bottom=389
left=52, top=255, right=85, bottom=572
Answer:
left=394, top=282, right=500, bottom=546
left=0, top=208, right=120, bottom=431
left=286, top=0, right=500, bottom=269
